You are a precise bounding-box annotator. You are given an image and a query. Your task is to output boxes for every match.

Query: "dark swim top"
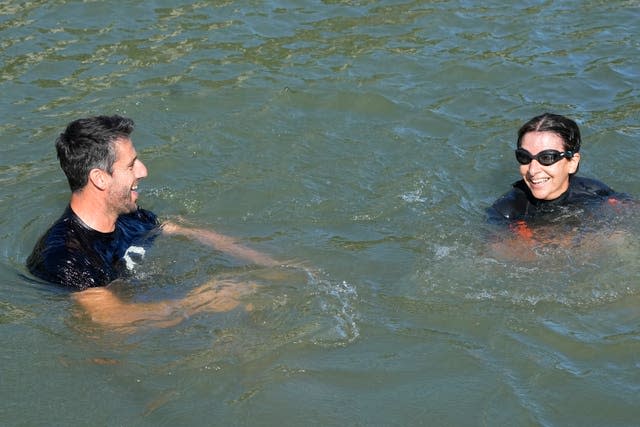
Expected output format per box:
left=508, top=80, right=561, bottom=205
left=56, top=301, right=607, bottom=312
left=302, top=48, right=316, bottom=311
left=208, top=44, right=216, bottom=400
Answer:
left=27, top=206, right=160, bottom=290
left=487, top=175, right=625, bottom=223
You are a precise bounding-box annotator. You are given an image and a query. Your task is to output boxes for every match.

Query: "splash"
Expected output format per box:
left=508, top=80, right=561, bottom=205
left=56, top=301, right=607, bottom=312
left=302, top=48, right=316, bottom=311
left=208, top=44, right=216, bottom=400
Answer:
left=308, top=272, right=360, bottom=346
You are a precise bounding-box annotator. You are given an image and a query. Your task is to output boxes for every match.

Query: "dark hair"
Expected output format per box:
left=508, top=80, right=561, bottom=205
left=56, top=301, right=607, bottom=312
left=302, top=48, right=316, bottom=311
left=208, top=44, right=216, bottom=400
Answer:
left=55, top=115, right=135, bottom=192
left=516, top=113, right=581, bottom=153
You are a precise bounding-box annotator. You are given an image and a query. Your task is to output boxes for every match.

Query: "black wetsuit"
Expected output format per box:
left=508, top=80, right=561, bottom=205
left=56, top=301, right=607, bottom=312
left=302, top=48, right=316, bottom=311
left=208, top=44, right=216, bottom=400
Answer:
left=27, top=206, right=160, bottom=290
left=487, top=176, right=624, bottom=224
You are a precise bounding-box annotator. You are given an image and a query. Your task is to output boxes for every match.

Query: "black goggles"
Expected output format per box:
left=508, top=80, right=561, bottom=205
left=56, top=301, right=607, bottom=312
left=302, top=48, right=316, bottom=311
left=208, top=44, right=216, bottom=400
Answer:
left=515, top=148, right=574, bottom=166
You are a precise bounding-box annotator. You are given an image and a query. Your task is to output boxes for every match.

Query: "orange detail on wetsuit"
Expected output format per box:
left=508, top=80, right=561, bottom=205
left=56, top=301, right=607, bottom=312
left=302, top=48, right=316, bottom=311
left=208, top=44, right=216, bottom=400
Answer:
left=511, top=220, right=533, bottom=239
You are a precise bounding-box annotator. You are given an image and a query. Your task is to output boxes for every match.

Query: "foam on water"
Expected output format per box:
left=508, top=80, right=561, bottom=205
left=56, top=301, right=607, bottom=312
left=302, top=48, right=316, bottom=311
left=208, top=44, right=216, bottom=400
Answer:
left=244, top=266, right=361, bottom=348
left=309, top=274, right=360, bottom=346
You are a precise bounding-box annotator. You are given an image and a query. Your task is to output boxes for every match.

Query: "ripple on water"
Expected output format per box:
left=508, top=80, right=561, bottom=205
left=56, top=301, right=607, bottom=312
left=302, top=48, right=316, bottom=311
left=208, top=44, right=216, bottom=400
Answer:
left=242, top=267, right=360, bottom=349
left=415, top=222, right=640, bottom=308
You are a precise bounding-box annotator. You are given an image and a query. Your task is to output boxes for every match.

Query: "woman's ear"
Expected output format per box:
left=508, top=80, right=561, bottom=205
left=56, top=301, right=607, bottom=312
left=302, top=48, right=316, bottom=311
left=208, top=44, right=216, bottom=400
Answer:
left=88, top=168, right=108, bottom=190
left=568, top=152, right=581, bottom=174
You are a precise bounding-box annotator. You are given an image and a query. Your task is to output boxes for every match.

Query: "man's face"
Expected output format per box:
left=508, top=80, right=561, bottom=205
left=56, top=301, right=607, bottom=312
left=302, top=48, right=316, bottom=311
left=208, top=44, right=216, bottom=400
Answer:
left=106, top=138, right=147, bottom=215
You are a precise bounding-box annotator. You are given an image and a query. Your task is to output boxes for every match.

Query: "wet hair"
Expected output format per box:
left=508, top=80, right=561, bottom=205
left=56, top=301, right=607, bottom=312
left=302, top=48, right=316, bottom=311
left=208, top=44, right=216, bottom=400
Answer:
left=516, top=113, right=581, bottom=153
left=55, top=115, right=135, bottom=192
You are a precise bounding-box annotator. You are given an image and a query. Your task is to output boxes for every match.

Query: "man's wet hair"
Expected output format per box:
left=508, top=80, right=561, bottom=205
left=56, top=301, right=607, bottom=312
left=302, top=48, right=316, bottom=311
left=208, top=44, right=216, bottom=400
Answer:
left=55, top=115, right=135, bottom=192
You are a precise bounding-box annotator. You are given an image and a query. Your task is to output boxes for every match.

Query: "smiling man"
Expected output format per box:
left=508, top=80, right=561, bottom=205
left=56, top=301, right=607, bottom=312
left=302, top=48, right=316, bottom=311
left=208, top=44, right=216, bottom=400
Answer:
left=28, top=115, right=278, bottom=327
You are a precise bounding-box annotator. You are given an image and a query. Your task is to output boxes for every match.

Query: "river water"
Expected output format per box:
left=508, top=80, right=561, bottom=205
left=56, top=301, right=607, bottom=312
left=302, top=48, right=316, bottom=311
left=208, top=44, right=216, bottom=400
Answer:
left=1, top=1, right=639, bottom=426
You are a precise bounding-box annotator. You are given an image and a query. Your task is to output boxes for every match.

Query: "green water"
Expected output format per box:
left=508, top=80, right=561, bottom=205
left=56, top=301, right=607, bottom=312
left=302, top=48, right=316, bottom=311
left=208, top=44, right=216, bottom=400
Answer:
left=2, top=1, right=639, bottom=426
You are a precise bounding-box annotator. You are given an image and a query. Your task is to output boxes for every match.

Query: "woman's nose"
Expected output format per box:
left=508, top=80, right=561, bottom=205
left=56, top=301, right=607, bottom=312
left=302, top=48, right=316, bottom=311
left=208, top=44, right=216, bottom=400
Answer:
left=528, top=159, right=542, bottom=174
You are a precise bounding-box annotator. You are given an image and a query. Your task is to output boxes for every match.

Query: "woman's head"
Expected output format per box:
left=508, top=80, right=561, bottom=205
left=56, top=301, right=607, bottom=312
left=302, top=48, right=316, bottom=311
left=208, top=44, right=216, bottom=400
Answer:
left=516, top=113, right=581, bottom=153
left=515, top=113, right=581, bottom=201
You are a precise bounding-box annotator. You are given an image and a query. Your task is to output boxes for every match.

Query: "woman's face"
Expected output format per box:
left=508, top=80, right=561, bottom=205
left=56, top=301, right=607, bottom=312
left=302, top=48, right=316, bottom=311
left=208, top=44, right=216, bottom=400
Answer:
left=519, top=131, right=580, bottom=200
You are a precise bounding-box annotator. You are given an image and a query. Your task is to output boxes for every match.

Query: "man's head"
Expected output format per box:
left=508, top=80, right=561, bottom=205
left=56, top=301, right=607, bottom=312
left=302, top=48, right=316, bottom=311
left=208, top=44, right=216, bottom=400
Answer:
left=56, top=115, right=135, bottom=192
left=56, top=115, right=147, bottom=216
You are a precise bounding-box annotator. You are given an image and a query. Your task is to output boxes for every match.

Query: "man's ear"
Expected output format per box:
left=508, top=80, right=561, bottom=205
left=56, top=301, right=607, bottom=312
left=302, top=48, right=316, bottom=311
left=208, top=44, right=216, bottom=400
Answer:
left=88, top=168, right=109, bottom=190
left=568, top=152, right=581, bottom=174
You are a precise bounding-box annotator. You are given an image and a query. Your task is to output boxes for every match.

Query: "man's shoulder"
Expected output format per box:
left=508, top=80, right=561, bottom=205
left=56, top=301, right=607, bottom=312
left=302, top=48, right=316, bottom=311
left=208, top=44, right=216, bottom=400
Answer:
left=116, top=208, right=160, bottom=243
left=27, top=208, right=103, bottom=290
left=118, top=208, right=159, bottom=227
left=35, top=208, right=83, bottom=246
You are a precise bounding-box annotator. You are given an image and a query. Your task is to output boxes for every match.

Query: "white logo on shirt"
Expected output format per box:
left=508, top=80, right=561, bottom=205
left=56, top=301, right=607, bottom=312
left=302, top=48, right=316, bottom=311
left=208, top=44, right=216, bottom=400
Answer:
left=123, top=245, right=146, bottom=270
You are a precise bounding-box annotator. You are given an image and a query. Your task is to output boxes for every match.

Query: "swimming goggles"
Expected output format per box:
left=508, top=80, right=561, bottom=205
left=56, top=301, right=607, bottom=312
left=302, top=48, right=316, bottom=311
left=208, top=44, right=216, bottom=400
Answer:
left=515, top=148, right=574, bottom=166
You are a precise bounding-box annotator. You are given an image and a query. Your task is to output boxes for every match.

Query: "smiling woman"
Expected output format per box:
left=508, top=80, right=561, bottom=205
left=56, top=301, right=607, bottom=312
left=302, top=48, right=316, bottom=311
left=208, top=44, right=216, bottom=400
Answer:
left=486, top=113, right=633, bottom=260
left=488, top=113, right=628, bottom=223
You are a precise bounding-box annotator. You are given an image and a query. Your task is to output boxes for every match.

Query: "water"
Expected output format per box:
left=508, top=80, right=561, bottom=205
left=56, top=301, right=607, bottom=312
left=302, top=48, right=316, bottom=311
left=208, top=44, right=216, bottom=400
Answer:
left=2, top=1, right=640, bottom=425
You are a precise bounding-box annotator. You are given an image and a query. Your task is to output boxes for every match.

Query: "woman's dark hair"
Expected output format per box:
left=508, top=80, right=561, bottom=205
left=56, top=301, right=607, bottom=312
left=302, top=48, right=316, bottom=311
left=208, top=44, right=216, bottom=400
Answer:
left=516, top=113, right=581, bottom=153
left=55, top=115, right=135, bottom=192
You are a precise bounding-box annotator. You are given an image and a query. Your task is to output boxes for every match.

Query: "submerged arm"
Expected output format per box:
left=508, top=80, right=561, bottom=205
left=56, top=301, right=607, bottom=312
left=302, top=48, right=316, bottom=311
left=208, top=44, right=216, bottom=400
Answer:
left=73, top=279, right=253, bottom=329
left=161, top=221, right=279, bottom=267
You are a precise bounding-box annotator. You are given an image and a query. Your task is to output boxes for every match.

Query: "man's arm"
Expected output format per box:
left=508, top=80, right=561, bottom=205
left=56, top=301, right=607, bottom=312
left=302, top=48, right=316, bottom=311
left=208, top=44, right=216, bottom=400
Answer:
left=161, top=221, right=280, bottom=267
left=73, top=279, right=254, bottom=329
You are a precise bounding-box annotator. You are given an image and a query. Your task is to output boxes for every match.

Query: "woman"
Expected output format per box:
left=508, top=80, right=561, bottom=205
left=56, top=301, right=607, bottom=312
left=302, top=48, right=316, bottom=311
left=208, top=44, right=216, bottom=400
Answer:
left=487, top=113, right=630, bottom=257
left=488, top=113, right=627, bottom=224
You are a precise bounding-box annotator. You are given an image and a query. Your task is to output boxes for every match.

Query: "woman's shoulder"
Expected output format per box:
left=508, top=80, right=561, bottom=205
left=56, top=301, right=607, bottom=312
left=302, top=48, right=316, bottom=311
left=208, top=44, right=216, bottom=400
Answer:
left=568, top=176, right=632, bottom=201
left=487, top=180, right=530, bottom=222
left=570, top=176, right=613, bottom=194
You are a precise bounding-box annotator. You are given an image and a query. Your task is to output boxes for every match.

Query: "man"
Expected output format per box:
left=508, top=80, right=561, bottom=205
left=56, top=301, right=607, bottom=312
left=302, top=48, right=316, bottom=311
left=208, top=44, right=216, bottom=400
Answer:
left=28, top=115, right=278, bottom=328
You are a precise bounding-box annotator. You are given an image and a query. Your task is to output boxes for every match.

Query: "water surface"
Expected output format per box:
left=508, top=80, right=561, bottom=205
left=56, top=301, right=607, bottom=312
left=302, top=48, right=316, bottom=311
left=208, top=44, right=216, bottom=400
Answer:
left=2, top=1, right=639, bottom=426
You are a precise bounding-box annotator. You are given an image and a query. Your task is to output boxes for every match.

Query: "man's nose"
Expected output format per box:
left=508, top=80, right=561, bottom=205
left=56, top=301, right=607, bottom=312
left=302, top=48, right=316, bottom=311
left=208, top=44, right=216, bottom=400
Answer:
left=135, top=159, right=148, bottom=178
